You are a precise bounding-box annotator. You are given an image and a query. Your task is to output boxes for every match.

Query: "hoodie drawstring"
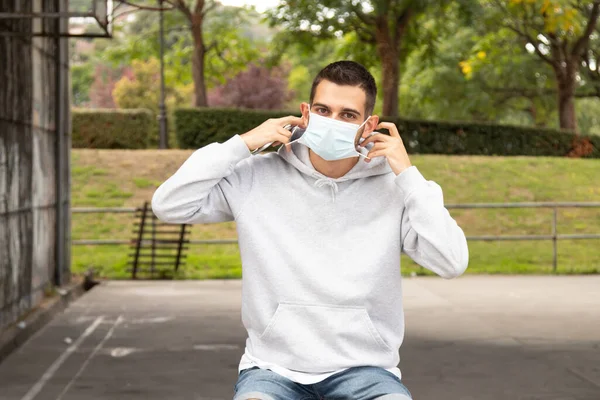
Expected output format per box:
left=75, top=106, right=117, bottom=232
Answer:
left=314, top=177, right=339, bottom=202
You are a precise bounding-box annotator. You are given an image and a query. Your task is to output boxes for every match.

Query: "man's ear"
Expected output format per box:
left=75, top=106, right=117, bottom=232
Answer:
left=362, top=115, right=379, bottom=138
left=300, top=103, right=310, bottom=127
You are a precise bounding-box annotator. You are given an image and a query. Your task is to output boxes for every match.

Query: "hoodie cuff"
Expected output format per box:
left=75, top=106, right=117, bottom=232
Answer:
left=394, top=166, right=428, bottom=200
left=225, top=134, right=252, bottom=161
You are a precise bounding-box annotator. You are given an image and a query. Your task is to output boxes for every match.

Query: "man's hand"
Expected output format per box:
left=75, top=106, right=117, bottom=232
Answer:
left=240, top=116, right=305, bottom=152
left=360, top=122, right=412, bottom=175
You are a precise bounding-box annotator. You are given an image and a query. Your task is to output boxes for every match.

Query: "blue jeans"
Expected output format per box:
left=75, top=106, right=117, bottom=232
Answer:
left=233, top=366, right=412, bottom=400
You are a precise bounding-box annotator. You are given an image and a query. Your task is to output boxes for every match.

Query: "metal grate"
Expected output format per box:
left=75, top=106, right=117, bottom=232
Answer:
left=0, top=0, right=112, bottom=38
left=128, top=201, right=190, bottom=279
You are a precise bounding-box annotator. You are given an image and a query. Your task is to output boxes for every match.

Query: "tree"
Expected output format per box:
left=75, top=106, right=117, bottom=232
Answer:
left=445, top=4, right=559, bottom=126
left=266, top=0, right=469, bottom=117
left=278, top=39, right=343, bottom=108
left=482, top=0, right=600, bottom=132
left=580, top=20, right=600, bottom=97
left=400, top=26, right=547, bottom=123
left=88, top=64, right=123, bottom=108
left=113, top=58, right=191, bottom=113
left=576, top=98, right=600, bottom=135
left=71, top=63, right=94, bottom=106
left=164, top=0, right=255, bottom=107
left=207, top=64, right=294, bottom=109
left=162, top=0, right=214, bottom=106
left=112, top=58, right=193, bottom=147
left=396, top=1, right=600, bottom=131
left=103, top=1, right=263, bottom=108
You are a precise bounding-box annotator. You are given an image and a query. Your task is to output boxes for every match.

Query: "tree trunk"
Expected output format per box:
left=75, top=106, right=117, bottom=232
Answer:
left=374, top=23, right=400, bottom=117
left=373, top=8, right=411, bottom=118
left=555, top=64, right=577, bottom=132
left=558, top=85, right=576, bottom=132
left=528, top=101, right=539, bottom=126
left=191, top=24, right=208, bottom=107
left=380, top=50, right=400, bottom=117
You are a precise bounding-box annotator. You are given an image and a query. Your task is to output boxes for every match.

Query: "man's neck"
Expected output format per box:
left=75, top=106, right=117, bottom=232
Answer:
left=308, top=149, right=359, bottom=179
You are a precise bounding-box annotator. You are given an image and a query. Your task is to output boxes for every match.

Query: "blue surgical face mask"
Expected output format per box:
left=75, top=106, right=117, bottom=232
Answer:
left=288, top=109, right=371, bottom=161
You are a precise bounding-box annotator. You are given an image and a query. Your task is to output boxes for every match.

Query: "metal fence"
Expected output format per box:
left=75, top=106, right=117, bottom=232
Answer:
left=72, top=202, right=600, bottom=272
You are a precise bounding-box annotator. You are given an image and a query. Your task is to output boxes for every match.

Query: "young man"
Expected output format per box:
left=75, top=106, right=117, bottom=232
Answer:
left=152, top=61, right=469, bottom=400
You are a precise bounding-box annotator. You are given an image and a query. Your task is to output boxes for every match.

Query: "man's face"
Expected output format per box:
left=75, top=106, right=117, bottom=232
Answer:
left=300, top=80, right=377, bottom=141
left=303, top=80, right=366, bottom=123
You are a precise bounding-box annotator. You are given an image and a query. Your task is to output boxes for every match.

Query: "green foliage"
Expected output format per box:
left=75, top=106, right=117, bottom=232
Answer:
left=113, top=58, right=191, bottom=113
left=102, top=6, right=264, bottom=90
left=69, top=0, right=93, bottom=12
left=577, top=99, right=600, bottom=135
left=500, top=0, right=589, bottom=37
left=71, top=63, right=94, bottom=106
left=111, top=58, right=191, bottom=148
left=68, top=0, right=600, bottom=137
left=402, top=26, right=555, bottom=124
left=265, top=0, right=442, bottom=40
left=396, top=2, right=556, bottom=125
left=278, top=40, right=341, bottom=107
left=470, top=0, right=600, bottom=130
left=174, top=107, right=600, bottom=158
left=72, top=109, right=154, bottom=149
left=266, top=0, right=479, bottom=116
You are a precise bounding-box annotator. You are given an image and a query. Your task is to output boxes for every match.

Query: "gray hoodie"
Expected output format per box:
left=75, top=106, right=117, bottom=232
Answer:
left=152, top=132, right=469, bottom=384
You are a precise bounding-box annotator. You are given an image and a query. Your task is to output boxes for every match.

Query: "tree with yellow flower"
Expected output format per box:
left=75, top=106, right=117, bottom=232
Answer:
left=478, top=0, right=600, bottom=132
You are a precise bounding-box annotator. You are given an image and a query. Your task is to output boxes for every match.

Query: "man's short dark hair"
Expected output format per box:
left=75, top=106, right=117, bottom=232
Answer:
left=310, top=61, right=377, bottom=116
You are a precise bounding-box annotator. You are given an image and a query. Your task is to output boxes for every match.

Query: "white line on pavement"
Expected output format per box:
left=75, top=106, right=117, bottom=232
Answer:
left=20, top=316, right=105, bottom=400
left=55, top=315, right=124, bottom=400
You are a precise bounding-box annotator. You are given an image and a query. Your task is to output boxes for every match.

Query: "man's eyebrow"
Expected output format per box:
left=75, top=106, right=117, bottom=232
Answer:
left=312, top=103, right=330, bottom=110
left=312, top=103, right=361, bottom=116
left=341, top=107, right=361, bottom=116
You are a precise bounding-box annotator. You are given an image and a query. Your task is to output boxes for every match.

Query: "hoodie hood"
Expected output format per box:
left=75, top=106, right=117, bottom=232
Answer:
left=276, top=127, right=392, bottom=202
left=276, top=127, right=393, bottom=201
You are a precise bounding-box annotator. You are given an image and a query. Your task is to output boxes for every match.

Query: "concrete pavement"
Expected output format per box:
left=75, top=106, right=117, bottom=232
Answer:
left=0, top=276, right=598, bottom=400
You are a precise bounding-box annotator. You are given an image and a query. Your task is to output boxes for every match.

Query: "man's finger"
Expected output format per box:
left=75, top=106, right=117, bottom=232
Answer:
left=361, top=133, right=391, bottom=147
left=363, top=141, right=386, bottom=152
left=376, top=122, right=400, bottom=138
left=371, top=142, right=386, bottom=151
left=277, top=115, right=305, bottom=128
left=277, top=126, right=292, bottom=139
left=367, top=149, right=385, bottom=159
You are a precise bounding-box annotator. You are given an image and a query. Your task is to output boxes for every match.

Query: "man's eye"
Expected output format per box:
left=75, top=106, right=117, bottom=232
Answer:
left=316, top=108, right=328, bottom=114
left=343, top=113, right=357, bottom=119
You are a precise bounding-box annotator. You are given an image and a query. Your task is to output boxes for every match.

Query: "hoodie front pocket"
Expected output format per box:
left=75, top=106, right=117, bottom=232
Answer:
left=255, top=302, right=393, bottom=373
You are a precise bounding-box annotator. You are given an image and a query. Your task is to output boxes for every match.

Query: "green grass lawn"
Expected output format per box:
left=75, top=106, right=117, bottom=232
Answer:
left=71, top=149, right=600, bottom=279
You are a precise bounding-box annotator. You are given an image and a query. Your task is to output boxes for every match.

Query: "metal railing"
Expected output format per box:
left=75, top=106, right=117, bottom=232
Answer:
left=72, top=202, right=600, bottom=272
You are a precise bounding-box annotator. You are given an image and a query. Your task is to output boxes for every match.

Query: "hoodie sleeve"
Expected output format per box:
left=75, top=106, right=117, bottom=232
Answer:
left=395, top=166, right=469, bottom=279
left=151, top=135, right=253, bottom=224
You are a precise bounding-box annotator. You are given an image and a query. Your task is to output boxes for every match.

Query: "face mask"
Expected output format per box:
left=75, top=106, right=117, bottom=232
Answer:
left=288, top=109, right=371, bottom=161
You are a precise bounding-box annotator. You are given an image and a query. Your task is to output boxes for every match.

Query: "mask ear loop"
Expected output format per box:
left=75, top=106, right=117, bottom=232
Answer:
left=285, top=126, right=305, bottom=147
left=355, top=116, right=373, bottom=159
left=285, top=107, right=310, bottom=147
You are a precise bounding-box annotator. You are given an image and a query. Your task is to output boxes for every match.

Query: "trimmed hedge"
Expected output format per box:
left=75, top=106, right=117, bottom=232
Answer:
left=397, top=118, right=600, bottom=158
left=72, top=108, right=154, bottom=149
left=175, top=108, right=299, bottom=150
left=174, top=107, right=600, bottom=158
